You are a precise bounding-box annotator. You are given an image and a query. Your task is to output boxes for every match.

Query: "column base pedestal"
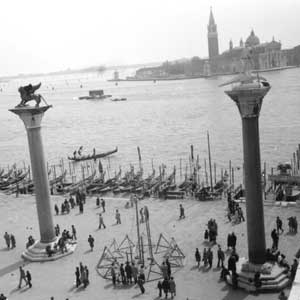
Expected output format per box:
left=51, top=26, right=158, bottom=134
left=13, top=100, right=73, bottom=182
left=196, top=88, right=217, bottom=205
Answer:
left=227, top=257, right=290, bottom=292
left=22, top=237, right=77, bottom=262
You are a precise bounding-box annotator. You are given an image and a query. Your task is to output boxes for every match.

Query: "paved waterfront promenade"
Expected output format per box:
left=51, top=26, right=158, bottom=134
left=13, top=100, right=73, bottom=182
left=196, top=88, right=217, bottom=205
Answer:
left=0, top=193, right=298, bottom=299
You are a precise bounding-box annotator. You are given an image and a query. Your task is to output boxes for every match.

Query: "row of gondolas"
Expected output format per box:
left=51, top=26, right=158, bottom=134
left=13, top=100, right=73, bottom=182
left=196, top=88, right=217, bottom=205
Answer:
left=0, top=164, right=236, bottom=201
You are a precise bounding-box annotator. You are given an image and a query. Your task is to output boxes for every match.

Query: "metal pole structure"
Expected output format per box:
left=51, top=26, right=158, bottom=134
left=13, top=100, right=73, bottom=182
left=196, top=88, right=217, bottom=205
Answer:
left=207, top=131, right=213, bottom=192
left=204, top=159, right=208, bottom=186
left=135, top=198, right=141, bottom=262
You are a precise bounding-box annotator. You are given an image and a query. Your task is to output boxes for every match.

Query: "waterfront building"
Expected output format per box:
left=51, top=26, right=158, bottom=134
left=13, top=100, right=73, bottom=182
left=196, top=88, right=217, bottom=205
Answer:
left=132, top=8, right=298, bottom=79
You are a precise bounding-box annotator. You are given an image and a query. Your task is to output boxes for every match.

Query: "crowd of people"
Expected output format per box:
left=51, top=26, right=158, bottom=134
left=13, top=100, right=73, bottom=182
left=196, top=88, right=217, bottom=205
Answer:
left=2, top=190, right=300, bottom=299
left=227, top=192, right=245, bottom=224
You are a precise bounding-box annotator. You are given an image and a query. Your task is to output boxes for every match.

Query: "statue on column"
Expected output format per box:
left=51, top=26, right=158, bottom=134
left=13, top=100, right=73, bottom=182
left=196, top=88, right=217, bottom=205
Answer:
left=17, top=82, right=43, bottom=107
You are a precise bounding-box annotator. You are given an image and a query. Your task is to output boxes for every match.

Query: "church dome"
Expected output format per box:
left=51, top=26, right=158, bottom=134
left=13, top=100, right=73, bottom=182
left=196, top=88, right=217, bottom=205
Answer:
left=245, top=30, right=260, bottom=47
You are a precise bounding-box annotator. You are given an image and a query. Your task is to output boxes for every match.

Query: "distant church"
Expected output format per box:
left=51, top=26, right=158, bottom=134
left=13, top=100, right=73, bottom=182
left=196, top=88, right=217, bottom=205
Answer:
left=206, top=8, right=288, bottom=75
left=133, top=8, right=299, bottom=80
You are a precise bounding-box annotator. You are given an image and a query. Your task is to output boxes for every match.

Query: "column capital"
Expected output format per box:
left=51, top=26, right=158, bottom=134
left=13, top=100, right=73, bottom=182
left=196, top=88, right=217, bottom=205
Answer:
left=225, top=84, right=270, bottom=118
left=9, top=105, right=52, bottom=129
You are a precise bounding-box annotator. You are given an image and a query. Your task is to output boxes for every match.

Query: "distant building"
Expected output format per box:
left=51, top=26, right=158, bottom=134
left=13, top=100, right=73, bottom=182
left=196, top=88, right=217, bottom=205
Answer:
left=207, top=7, right=219, bottom=59
left=133, top=8, right=297, bottom=79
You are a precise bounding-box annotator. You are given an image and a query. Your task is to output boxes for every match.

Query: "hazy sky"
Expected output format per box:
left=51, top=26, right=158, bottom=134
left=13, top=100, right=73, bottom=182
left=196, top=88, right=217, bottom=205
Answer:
left=0, top=0, right=299, bottom=76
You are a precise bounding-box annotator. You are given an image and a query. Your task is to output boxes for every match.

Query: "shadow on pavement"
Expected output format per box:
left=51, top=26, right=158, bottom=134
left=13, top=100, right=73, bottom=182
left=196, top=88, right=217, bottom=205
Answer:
left=0, top=259, right=28, bottom=278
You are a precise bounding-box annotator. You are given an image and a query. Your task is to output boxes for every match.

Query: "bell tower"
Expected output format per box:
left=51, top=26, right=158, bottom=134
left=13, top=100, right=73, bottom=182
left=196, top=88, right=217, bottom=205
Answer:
left=207, top=7, right=219, bottom=59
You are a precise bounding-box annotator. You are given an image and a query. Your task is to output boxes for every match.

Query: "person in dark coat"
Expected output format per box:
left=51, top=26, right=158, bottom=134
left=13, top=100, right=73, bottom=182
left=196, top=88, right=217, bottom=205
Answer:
left=120, top=264, right=126, bottom=285
left=204, top=229, right=209, bottom=241
left=276, top=216, right=284, bottom=233
left=26, top=270, right=32, bottom=288
left=195, top=248, right=201, bottom=268
left=161, top=277, right=170, bottom=298
left=179, top=204, right=185, bottom=219
left=88, top=235, right=94, bottom=251
left=111, top=263, right=116, bottom=286
left=101, top=198, right=105, bottom=212
left=10, top=234, right=16, bottom=249
left=54, top=204, right=59, bottom=215
left=75, top=267, right=81, bottom=287
left=207, top=248, right=213, bottom=269
left=125, top=261, right=132, bottom=284
left=96, top=197, right=100, bottom=207
left=231, top=232, right=237, bottom=250
left=157, top=280, right=162, bottom=297
left=271, top=228, right=279, bottom=250
left=166, top=258, right=171, bottom=279
left=254, top=272, right=262, bottom=290
left=79, top=200, right=84, bottom=214
left=217, top=245, right=225, bottom=268
left=137, top=274, right=145, bottom=294
left=228, top=254, right=237, bottom=274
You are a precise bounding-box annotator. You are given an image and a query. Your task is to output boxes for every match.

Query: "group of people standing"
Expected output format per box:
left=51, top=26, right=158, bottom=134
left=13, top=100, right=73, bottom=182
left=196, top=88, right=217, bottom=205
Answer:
left=75, top=262, right=90, bottom=288
left=3, top=231, right=16, bottom=249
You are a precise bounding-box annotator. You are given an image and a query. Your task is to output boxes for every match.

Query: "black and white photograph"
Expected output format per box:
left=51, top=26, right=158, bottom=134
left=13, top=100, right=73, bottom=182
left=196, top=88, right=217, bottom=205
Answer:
left=0, top=0, right=300, bottom=299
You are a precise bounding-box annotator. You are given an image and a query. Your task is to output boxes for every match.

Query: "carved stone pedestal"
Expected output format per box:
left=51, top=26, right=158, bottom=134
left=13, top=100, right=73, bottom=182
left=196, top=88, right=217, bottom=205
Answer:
left=227, top=257, right=290, bottom=292
left=22, top=237, right=77, bottom=262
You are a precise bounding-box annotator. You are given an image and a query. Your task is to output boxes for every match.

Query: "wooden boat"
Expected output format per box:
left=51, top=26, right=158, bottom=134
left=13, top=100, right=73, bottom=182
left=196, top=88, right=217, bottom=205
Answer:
left=111, top=98, right=127, bottom=102
left=79, top=90, right=112, bottom=100
left=68, top=147, right=118, bottom=162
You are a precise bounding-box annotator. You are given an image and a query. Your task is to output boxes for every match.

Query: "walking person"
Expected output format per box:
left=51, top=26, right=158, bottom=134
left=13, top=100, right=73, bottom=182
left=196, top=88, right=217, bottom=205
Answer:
left=271, top=228, right=279, bottom=251
left=217, top=245, right=225, bottom=268
left=88, top=235, right=95, bottom=251
left=54, top=204, right=59, bottom=215
left=157, top=280, right=163, bottom=297
left=125, top=261, right=132, bottom=284
left=111, top=263, right=116, bottom=286
left=71, top=225, right=77, bottom=240
left=179, top=204, right=185, bottom=219
left=79, top=200, right=84, bottom=214
left=276, top=216, right=284, bottom=234
left=137, top=273, right=145, bottom=294
left=162, top=277, right=170, bottom=298
left=120, top=264, right=126, bottom=285
left=166, top=258, right=171, bottom=279
left=207, top=248, right=213, bottom=269
left=98, top=213, right=106, bottom=229
left=4, top=232, right=10, bottom=249
left=81, top=267, right=88, bottom=288
left=203, top=248, right=208, bottom=267
left=96, top=197, right=100, bottom=208
left=231, top=232, right=237, bottom=251
left=84, top=266, right=89, bottom=286
left=18, top=266, right=28, bottom=288
left=101, top=198, right=105, bottom=213
left=160, top=262, right=168, bottom=279
left=169, top=277, right=176, bottom=299
left=26, top=270, right=32, bottom=288
left=131, top=262, right=138, bottom=284
left=195, top=248, right=201, bottom=268
left=10, top=234, right=16, bottom=249
left=115, top=209, right=121, bottom=225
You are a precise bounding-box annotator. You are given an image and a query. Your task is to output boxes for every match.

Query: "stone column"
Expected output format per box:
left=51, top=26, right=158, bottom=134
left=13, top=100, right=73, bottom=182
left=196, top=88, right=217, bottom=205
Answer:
left=225, top=83, right=270, bottom=264
left=10, top=106, right=55, bottom=243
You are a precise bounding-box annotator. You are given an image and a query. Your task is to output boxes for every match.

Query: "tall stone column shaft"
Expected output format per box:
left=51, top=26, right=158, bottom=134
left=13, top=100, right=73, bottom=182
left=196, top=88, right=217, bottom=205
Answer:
left=10, top=106, right=55, bottom=243
left=226, top=84, right=270, bottom=264
left=242, top=115, right=266, bottom=264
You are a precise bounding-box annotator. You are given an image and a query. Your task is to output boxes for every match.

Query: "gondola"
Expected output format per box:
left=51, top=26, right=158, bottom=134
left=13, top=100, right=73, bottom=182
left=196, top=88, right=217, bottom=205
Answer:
left=68, top=147, right=118, bottom=162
